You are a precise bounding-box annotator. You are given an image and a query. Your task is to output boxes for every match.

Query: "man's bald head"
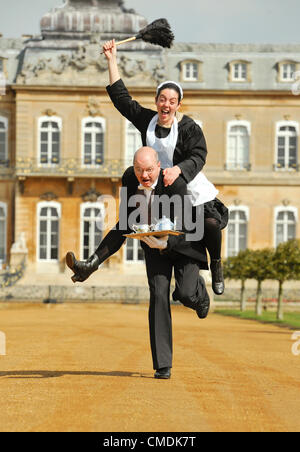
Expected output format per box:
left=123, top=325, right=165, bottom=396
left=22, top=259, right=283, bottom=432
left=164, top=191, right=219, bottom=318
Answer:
left=133, top=146, right=161, bottom=188
left=133, top=146, right=159, bottom=165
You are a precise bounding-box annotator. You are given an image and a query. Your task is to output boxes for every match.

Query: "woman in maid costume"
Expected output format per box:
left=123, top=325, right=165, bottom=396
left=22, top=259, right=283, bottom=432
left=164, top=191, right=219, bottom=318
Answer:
left=101, top=40, right=228, bottom=295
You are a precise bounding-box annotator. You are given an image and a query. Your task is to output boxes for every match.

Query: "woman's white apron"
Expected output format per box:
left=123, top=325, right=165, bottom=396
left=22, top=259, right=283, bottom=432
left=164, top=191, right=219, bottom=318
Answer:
left=146, top=114, right=218, bottom=206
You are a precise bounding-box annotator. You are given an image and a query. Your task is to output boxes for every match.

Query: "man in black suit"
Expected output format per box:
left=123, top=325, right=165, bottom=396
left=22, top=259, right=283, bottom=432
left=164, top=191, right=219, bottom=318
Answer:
left=66, top=147, right=210, bottom=379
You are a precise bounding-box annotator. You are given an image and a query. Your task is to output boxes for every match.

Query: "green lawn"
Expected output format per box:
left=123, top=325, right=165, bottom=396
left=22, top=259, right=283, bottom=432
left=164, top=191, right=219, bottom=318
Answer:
left=215, top=309, right=300, bottom=330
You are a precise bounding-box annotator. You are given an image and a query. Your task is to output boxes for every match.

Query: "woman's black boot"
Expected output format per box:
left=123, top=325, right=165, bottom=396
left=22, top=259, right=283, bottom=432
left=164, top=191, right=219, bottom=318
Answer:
left=210, top=259, right=225, bottom=295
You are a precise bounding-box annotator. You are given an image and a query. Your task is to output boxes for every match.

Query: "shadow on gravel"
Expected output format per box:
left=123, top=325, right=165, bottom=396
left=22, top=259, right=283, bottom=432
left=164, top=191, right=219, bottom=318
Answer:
left=0, top=370, right=153, bottom=379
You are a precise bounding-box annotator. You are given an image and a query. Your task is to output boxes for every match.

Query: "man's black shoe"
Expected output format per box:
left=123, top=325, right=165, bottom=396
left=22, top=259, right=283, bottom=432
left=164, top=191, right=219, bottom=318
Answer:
left=210, top=259, right=225, bottom=295
left=66, top=251, right=100, bottom=283
left=196, top=283, right=210, bottom=319
left=154, top=367, right=171, bottom=379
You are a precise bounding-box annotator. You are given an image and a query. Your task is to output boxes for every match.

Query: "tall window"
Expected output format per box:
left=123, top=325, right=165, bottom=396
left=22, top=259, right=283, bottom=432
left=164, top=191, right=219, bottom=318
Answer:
left=125, top=238, right=144, bottom=263
left=0, top=203, right=6, bottom=264
left=275, top=208, right=297, bottom=247
left=39, top=117, right=61, bottom=165
left=227, top=122, right=250, bottom=170
left=227, top=207, right=249, bottom=257
left=81, top=203, right=104, bottom=260
left=82, top=118, right=105, bottom=166
left=38, top=202, right=60, bottom=261
left=0, top=117, right=8, bottom=163
left=276, top=123, right=298, bottom=170
left=125, top=121, right=142, bottom=166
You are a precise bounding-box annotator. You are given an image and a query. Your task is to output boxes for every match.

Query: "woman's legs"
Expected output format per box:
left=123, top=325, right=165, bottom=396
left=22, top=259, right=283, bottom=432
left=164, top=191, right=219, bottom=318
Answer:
left=203, top=216, right=225, bottom=295
left=203, top=217, right=222, bottom=260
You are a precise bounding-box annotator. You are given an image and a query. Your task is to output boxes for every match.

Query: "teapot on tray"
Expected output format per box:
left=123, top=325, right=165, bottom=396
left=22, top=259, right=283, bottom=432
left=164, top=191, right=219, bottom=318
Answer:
left=153, top=216, right=176, bottom=232
left=132, top=216, right=176, bottom=233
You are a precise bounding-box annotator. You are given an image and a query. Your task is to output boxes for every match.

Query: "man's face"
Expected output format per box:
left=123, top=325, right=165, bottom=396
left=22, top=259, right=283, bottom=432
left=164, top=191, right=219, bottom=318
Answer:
left=134, top=153, right=161, bottom=188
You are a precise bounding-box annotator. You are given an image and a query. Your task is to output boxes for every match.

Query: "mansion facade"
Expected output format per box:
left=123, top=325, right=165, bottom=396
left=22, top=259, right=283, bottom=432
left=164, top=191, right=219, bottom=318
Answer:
left=0, top=0, right=299, bottom=276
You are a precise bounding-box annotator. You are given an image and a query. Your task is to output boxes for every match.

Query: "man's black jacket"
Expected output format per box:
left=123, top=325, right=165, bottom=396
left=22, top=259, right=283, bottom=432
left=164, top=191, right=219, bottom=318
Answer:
left=94, top=167, right=208, bottom=269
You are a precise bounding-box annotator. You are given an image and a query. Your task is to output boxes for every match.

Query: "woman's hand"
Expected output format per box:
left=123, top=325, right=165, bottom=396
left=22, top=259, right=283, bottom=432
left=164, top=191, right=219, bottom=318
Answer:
left=102, top=39, right=120, bottom=85
left=102, top=39, right=117, bottom=61
left=163, top=166, right=181, bottom=186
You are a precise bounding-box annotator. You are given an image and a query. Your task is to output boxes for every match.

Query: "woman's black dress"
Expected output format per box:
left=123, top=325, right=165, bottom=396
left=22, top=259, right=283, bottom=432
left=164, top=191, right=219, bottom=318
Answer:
left=107, top=79, right=228, bottom=230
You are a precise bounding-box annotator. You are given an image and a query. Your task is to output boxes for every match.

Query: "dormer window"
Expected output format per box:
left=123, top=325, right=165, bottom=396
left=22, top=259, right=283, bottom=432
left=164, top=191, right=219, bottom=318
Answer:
left=282, top=63, right=295, bottom=81
left=228, top=60, right=251, bottom=83
left=180, top=60, right=202, bottom=82
left=0, top=58, right=7, bottom=95
left=0, top=117, right=8, bottom=164
left=0, top=57, right=8, bottom=76
left=184, top=62, right=198, bottom=81
left=233, top=63, right=247, bottom=81
left=278, top=61, right=297, bottom=82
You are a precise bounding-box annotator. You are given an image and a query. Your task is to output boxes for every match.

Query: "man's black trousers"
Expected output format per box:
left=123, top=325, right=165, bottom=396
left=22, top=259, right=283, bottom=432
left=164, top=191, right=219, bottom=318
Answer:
left=143, top=247, right=207, bottom=370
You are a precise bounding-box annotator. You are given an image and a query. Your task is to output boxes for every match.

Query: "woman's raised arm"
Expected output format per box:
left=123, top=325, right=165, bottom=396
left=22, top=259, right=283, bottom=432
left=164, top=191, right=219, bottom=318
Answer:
left=102, top=39, right=121, bottom=86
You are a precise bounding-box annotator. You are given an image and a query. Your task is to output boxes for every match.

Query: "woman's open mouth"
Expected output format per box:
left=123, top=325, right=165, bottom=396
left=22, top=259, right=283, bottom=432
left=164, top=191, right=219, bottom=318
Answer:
left=160, top=109, right=170, bottom=119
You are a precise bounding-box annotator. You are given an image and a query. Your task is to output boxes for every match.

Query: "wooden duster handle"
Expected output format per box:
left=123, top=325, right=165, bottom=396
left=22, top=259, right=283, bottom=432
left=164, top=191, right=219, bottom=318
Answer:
left=101, top=36, right=137, bottom=54
left=115, top=36, right=137, bottom=46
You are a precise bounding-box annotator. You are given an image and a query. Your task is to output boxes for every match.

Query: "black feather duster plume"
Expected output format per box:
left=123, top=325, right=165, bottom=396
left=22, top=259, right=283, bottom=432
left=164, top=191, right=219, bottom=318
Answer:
left=134, top=18, right=174, bottom=48
left=111, top=18, right=174, bottom=49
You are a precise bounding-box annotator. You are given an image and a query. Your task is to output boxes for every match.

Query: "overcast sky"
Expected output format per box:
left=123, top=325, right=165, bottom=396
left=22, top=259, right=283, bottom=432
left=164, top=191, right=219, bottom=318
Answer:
left=0, top=0, right=299, bottom=44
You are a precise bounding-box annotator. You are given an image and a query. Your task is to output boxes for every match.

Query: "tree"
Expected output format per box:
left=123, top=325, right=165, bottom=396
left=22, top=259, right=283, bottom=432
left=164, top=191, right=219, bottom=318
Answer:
left=223, top=249, right=254, bottom=311
left=247, top=248, right=275, bottom=316
left=272, top=239, right=300, bottom=321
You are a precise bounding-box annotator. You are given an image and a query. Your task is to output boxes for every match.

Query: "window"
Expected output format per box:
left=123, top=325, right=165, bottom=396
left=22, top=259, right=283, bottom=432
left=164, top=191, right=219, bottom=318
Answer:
left=0, top=59, right=6, bottom=95
left=125, top=238, right=144, bottom=263
left=81, top=202, right=104, bottom=260
left=0, top=58, right=6, bottom=96
left=184, top=62, right=198, bottom=81
left=228, top=60, right=251, bottom=83
left=275, top=122, right=298, bottom=170
left=226, top=121, right=250, bottom=170
left=232, top=63, right=247, bottom=81
left=227, top=207, right=249, bottom=257
left=180, top=60, right=202, bottom=82
left=275, top=207, right=297, bottom=247
left=125, top=121, right=142, bottom=166
left=82, top=117, right=105, bottom=166
left=280, top=63, right=296, bottom=82
left=277, top=61, right=300, bottom=83
left=38, top=117, right=61, bottom=165
left=0, top=203, right=7, bottom=264
left=281, top=63, right=296, bottom=81
left=37, top=202, right=60, bottom=261
left=0, top=117, right=8, bottom=164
